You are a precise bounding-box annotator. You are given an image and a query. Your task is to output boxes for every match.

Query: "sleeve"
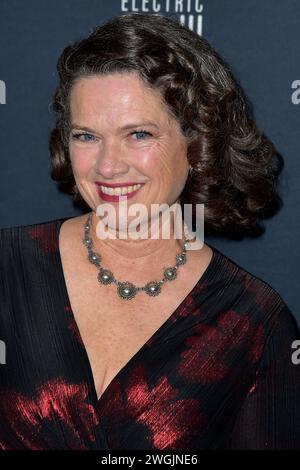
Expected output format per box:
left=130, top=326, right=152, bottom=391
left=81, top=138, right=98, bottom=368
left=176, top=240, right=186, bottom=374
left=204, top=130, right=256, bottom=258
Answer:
left=230, top=304, right=300, bottom=449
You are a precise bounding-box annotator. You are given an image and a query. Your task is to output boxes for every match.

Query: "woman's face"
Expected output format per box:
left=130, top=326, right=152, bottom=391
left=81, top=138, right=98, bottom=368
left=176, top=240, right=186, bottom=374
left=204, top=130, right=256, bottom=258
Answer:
left=68, top=72, right=189, bottom=229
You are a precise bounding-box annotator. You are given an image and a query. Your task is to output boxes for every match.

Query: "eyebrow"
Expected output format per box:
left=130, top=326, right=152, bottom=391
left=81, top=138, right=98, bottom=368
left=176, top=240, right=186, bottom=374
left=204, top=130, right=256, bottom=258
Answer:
left=70, top=121, right=159, bottom=132
left=71, top=121, right=158, bottom=132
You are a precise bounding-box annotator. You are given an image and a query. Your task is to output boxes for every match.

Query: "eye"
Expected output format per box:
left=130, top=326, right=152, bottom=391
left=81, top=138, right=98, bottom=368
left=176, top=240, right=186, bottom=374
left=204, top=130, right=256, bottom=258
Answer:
left=130, top=129, right=152, bottom=140
left=71, top=132, right=96, bottom=142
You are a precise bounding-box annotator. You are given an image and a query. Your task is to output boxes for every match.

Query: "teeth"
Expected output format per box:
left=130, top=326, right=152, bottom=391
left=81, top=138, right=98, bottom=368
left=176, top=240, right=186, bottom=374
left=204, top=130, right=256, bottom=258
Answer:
left=99, top=183, right=143, bottom=195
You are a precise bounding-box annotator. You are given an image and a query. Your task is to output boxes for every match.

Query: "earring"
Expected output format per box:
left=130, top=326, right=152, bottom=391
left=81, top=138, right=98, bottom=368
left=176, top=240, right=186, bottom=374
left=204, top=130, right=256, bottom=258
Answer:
left=188, top=165, right=193, bottom=177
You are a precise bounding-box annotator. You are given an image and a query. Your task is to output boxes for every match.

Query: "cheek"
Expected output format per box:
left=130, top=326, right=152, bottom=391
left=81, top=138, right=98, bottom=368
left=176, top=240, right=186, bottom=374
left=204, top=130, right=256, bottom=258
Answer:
left=143, top=142, right=187, bottom=180
left=137, top=143, right=174, bottom=173
left=69, top=146, right=95, bottom=177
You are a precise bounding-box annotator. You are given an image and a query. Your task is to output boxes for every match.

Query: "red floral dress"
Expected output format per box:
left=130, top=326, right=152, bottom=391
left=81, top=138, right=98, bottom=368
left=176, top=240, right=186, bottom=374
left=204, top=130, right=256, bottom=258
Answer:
left=0, top=217, right=299, bottom=449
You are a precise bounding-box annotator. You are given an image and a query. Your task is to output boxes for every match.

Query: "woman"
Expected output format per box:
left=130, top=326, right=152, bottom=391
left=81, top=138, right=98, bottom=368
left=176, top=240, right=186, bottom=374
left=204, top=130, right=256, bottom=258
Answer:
left=0, top=13, right=299, bottom=450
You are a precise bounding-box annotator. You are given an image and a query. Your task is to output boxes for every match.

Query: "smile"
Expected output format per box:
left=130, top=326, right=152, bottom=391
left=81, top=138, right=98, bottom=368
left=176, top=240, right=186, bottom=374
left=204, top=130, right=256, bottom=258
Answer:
left=95, top=182, right=145, bottom=202
left=98, top=183, right=143, bottom=196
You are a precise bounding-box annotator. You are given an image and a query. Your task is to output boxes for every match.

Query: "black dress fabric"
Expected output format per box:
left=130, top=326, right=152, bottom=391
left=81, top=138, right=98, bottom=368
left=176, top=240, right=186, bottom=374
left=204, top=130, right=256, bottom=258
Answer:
left=0, top=216, right=299, bottom=450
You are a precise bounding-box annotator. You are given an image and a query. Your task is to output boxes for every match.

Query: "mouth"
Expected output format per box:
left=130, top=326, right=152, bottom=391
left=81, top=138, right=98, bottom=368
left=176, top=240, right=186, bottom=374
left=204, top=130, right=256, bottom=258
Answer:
left=95, top=182, right=145, bottom=201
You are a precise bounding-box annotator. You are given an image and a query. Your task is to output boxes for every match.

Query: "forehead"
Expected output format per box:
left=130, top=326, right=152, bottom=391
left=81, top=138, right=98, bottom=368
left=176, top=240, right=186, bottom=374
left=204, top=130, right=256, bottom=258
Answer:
left=69, top=72, right=169, bottom=121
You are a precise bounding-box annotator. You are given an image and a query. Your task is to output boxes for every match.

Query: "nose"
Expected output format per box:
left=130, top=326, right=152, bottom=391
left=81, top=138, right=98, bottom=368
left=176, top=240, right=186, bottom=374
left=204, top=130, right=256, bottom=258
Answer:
left=94, top=138, right=130, bottom=178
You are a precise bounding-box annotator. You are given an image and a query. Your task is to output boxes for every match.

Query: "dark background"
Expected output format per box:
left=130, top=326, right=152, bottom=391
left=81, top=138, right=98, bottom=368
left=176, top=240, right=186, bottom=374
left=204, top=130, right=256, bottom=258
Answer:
left=0, top=0, right=299, bottom=325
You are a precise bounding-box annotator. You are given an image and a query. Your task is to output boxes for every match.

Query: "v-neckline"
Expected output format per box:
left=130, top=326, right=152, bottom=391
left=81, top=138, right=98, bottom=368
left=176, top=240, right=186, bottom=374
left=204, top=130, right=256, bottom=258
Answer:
left=55, top=216, right=219, bottom=405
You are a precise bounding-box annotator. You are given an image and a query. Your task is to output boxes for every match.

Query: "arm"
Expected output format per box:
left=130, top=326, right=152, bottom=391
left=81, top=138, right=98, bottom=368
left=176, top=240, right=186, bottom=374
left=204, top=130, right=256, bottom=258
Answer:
left=230, top=305, right=300, bottom=449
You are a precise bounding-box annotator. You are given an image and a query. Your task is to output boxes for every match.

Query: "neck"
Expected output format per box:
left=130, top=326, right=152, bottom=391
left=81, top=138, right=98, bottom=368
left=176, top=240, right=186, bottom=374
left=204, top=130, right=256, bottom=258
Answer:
left=89, top=210, right=186, bottom=275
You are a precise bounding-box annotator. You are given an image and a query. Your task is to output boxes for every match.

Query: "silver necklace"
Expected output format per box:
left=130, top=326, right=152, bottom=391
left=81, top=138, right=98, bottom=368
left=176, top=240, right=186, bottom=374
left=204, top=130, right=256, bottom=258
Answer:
left=82, top=212, right=191, bottom=300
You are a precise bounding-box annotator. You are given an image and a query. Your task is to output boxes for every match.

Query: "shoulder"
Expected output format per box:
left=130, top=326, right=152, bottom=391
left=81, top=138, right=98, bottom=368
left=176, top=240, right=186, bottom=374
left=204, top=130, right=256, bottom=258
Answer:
left=208, top=243, right=298, bottom=332
left=0, top=215, right=72, bottom=255
left=0, top=216, right=64, bottom=235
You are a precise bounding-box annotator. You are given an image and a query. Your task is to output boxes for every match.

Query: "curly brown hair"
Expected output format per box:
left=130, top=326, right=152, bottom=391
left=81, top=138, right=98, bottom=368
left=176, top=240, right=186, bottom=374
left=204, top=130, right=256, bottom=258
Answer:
left=49, top=12, right=283, bottom=237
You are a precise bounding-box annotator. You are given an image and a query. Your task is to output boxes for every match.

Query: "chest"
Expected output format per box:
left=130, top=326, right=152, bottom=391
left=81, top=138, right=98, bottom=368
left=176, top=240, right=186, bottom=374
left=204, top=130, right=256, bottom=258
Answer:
left=62, top=260, right=194, bottom=399
left=58, top=218, right=212, bottom=399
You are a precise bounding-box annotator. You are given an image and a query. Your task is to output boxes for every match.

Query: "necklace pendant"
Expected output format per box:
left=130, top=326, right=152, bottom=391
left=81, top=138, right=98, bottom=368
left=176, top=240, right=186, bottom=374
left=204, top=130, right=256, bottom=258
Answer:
left=82, top=236, right=92, bottom=248
left=176, top=251, right=187, bottom=266
left=88, top=250, right=101, bottom=267
left=144, top=281, right=161, bottom=297
left=163, top=267, right=177, bottom=281
left=98, top=268, right=114, bottom=285
left=117, top=282, right=137, bottom=300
